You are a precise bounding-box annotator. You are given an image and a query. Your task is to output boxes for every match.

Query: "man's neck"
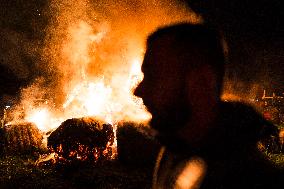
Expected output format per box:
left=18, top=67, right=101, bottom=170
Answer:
left=176, top=103, right=220, bottom=148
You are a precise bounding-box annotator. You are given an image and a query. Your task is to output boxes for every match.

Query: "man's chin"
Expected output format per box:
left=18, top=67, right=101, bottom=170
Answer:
left=150, top=117, right=183, bottom=136
left=150, top=105, right=190, bottom=136
left=150, top=119, right=195, bottom=153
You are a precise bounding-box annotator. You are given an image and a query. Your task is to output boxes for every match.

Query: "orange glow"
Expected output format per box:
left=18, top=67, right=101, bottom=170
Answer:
left=25, top=107, right=63, bottom=132
left=63, top=81, right=113, bottom=118
left=26, top=108, right=49, bottom=132
left=221, top=93, right=242, bottom=102
left=8, top=0, right=202, bottom=155
left=175, top=157, right=207, bottom=189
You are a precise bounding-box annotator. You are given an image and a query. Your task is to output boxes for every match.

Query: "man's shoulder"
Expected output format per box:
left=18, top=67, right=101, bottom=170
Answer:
left=219, top=101, right=263, bottom=129
left=218, top=101, right=278, bottom=139
left=220, top=101, right=259, bottom=118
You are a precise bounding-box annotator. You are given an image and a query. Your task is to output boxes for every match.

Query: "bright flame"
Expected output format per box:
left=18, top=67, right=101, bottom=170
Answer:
left=59, top=20, right=151, bottom=125
left=26, top=108, right=50, bottom=132
left=62, top=20, right=106, bottom=79
left=63, top=81, right=113, bottom=118
left=127, top=58, right=144, bottom=90
left=12, top=0, right=202, bottom=136
left=19, top=20, right=150, bottom=132
left=25, top=107, right=63, bottom=132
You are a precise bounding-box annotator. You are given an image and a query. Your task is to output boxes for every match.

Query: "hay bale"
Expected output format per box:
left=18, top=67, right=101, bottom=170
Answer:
left=1, top=122, right=43, bottom=155
left=48, top=117, right=114, bottom=162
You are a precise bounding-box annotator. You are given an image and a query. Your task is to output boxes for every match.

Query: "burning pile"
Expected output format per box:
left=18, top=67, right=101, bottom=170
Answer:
left=48, top=117, right=115, bottom=163
left=9, top=0, right=200, bottom=132
left=2, top=0, right=201, bottom=164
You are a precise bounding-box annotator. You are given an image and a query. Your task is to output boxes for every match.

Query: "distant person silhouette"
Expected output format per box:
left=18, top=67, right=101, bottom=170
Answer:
left=134, top=23, right=283, bottom=189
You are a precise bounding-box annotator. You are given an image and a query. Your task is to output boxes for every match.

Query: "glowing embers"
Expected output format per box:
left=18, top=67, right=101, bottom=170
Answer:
left=47, top=117, right=116, bottom=164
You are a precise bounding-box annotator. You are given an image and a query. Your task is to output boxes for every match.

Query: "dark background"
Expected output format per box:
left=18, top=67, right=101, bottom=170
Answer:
left=0, top=0, right=48, bottom=97
left=186, top=0, right=284, bottom=96
left=0, top=0, right=283, bottom=99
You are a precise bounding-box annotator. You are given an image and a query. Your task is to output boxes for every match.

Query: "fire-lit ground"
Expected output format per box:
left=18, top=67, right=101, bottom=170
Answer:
left=0, top=157, right=152, bottom=189
left=0, top=157, right=153, bottom=189
left=0, top=156, right=153, bottom=189
left=0, top=123, right=160, bottom=189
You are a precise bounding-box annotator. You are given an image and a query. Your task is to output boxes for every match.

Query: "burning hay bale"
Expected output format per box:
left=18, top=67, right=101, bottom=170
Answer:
left=0, top=122, right=43, bottom=155
left=48, top=117, right=115, bottom=163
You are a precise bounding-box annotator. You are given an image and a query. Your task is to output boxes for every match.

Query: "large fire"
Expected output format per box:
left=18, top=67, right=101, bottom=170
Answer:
left=17, top=19, right=152, bottom=134
left=6, top=0, right=202, bottom=159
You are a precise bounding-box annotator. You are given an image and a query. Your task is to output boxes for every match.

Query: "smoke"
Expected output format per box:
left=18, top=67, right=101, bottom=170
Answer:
left=0, top=28, right=32, bottom=80
left=0, top=0, right=48, bottom=83
left=222, top=78, right=262, bottom=103
left=41, top=0, right=202, bottom=112
left=41, top=0, right=202, bottom=99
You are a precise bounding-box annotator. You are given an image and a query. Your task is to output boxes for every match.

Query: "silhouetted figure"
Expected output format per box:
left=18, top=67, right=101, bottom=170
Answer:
left=134, top=23, right=283, bottom=189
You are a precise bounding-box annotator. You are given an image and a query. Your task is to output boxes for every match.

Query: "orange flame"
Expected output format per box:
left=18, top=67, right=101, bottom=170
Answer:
left=10, top=1, right=202, bottom=156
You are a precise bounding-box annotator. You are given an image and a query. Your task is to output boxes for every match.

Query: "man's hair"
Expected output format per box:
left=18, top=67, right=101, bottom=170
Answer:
left=147, top=23, right=226, bottom=95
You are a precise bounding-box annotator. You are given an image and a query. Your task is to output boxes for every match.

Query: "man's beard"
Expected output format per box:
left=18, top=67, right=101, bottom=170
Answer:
left=150, top=101, right=191, bottom=147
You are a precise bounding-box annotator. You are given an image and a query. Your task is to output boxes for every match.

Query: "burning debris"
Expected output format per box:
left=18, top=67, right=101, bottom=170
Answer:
left=48, top=117, right=115, bottom=164
left=0, top=122, right=43, bottom=155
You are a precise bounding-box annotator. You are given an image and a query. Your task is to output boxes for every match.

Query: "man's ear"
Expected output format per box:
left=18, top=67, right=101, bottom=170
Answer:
left=186, top=64, right=219, bottom=105
left=178, top=65, right=220, bottom=145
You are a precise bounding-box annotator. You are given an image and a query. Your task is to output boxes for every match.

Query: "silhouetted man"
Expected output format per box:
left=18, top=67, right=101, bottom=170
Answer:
left=134, top=23, right=282, bottom=189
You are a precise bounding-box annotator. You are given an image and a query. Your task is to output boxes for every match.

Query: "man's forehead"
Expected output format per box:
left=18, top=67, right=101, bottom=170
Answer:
left=141, top=50, right=155, bottom=73
left=144, top=36, right=175, bottom=63
left=148, top=34, right=176, bottom=50
left=141, top=48, right=167, bottom=72
left=142, top=35, right=186, bottom=72
left=142, top=53, right=181, bottom=79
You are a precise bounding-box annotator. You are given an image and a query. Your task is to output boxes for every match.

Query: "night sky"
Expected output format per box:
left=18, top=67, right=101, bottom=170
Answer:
left=0, top=0, right=283, bottom=99
left=186, top=0, right=284, bottom=95
left=0, top=0, right=48, bottom=96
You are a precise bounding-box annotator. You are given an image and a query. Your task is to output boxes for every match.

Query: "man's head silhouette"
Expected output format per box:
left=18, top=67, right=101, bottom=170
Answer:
left=134, top=23, right=225, bottom=146
left=135, top=23, right=283, bottom=189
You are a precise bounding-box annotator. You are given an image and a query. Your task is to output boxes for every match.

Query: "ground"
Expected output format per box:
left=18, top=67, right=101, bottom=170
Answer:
left=0, top=123, right=159, bottom=189
left=0, top=155, right=153, bottom=189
